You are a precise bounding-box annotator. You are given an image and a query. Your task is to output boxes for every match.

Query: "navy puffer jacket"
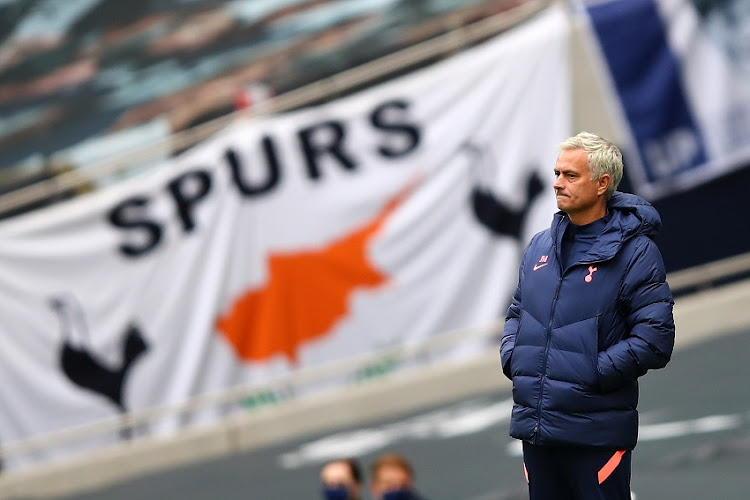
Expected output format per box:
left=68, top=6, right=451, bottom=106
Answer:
left=500, top=192, right=675, bottom=450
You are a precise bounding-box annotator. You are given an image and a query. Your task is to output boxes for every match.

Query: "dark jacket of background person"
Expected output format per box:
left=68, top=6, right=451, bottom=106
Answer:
left=500, top=192, right=675, bottom=450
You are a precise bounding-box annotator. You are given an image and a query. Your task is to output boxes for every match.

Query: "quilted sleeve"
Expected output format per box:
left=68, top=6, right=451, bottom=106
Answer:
left=597, top=238, right=675, bottom=392
left=500, top=253, right=526, bottom=380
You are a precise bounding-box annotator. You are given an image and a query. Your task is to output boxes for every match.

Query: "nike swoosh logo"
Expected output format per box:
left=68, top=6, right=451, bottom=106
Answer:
left=533, top=263, right=548, bottom=271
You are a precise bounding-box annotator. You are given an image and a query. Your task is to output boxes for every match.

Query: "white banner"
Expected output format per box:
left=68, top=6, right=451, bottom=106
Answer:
left=0, top=6, right=571, bottom=468
left=582, top=0, right=750, bottom=198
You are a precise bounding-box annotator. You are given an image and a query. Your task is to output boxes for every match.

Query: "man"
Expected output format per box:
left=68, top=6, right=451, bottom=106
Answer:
left=320, top=458, right=363, bottom=500
left=500, top=132, right=675, bottom=499
left=370, top=453, right=427, bottom=500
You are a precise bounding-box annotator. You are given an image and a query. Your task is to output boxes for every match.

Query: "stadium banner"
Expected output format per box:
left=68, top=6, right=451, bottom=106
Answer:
left=0, top=6, right=570, bottom=467
left=582, top=0, right=750, bottom=199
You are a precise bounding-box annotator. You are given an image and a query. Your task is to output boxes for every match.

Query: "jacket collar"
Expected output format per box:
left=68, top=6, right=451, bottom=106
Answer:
left=550, top=192, right=661, bottom=263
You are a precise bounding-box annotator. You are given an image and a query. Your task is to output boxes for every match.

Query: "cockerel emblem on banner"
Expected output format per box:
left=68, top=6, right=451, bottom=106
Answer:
left=50, top=294, right=148, bottom=436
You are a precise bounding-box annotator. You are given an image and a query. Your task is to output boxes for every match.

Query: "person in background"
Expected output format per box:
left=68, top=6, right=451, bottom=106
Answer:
left=500, top=132, right=675, bottom=499
left=320, top=457, right=364, bottom=500
left=369, top=453, right=428, bottom=500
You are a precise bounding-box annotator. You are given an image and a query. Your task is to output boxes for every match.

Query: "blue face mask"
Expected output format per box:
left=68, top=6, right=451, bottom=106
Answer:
left=382, top=489, right=415, bottom=500
left=322, top=485, right=350, bottom=500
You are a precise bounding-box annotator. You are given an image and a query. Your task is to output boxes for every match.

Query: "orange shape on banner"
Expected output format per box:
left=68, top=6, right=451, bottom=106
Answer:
left=216, top=183, right=413, bottom=363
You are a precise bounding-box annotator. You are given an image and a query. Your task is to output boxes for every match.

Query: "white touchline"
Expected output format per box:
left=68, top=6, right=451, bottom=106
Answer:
left=507, top=439, right=523, bottom=457
left=638, top=414, right=743, bottom=441
left=436, top=399, right=515, bottom=438
left=506, top=413, right=750, bottom=457
left=280, top=401, right=747, bottom=468
left=505, top=413, right=745, bottom=457
left=279, top=398, right=514, bottom=468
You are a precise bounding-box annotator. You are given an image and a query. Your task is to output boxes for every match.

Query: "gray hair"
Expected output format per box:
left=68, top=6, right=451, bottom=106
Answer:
left=558, top=131, right=623, bottom=199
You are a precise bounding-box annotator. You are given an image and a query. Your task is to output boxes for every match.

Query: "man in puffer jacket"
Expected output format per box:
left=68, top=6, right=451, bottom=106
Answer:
left=500, top=132, right=675, bottom=499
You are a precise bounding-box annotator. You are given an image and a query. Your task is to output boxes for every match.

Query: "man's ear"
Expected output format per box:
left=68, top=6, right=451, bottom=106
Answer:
left=597, top=174, right=611, bottom=196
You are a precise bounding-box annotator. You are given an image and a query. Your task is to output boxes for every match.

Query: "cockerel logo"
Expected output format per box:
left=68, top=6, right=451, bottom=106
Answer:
left=51, top=294, right=148, bottom=437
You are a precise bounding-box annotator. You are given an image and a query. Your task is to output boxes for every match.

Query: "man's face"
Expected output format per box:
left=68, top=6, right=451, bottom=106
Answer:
left=553, top=148, right=608, bottom=222
left=370, top=464, right=414, bottom=498
left=321, top=462, right=359, bottom=499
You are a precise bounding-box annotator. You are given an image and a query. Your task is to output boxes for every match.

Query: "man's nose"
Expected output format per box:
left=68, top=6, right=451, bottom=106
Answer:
left=553, top=177, right=563, bottom=189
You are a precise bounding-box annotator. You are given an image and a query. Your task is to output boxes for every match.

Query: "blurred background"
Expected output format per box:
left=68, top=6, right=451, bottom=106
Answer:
left=0, top=0, right=526, bottom=204
left=1, top=0, right=750, bottom=498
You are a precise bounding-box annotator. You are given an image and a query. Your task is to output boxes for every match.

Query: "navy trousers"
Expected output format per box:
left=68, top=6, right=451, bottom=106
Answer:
left=522, top=442, right=632, bottom=500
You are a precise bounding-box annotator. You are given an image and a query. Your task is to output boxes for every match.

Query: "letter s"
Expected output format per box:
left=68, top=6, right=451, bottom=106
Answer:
left=370, top=99, right=421, bottom=158
left=107, top=196, right=163, bottom=258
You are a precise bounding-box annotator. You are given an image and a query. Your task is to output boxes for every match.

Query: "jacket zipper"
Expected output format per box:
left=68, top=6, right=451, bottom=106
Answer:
left=534, top=217, right=604, bottom=443
left=533, top=218, right=567, bottom=443
left=535, top=251, right=612, bottom=442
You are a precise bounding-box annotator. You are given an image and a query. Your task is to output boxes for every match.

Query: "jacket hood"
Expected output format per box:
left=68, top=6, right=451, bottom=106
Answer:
left=551, top=191, right=662, bottom=262
left=607, top=191, right=662, bottom=238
